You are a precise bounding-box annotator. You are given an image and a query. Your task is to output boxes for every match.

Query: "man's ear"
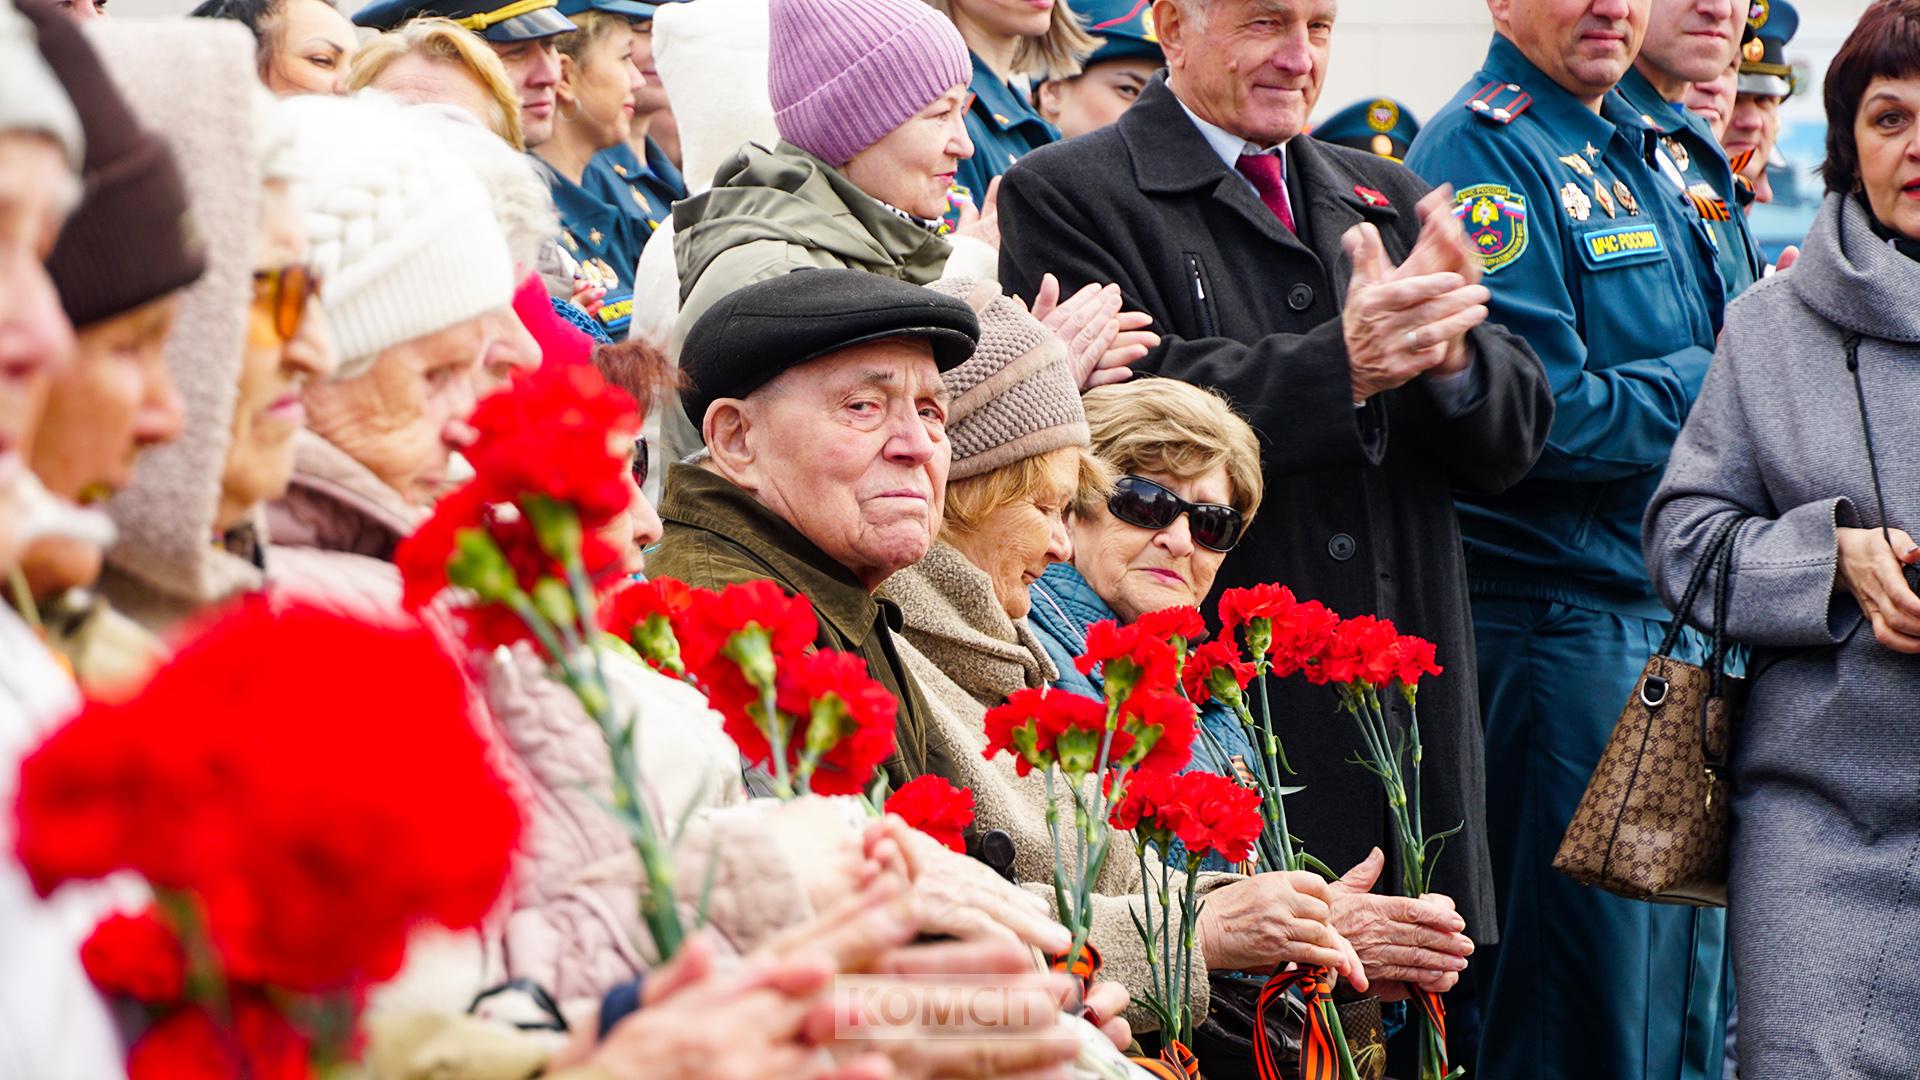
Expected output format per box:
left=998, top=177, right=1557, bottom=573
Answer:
left=1154, top=0, right=1188, bottom=67
left=704, top=399, right=756, bottom=485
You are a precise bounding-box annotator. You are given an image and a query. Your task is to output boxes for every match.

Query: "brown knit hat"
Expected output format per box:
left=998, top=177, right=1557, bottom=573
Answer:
left=924, top=278, right=1088, bottom=481
left=28, top=3, right=204, bottom=330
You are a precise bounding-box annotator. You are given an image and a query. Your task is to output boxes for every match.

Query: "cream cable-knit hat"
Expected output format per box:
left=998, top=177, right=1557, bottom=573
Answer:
left=924, top=278, right=1088, bottom=481
left=281, top=94, right=515, bottom=379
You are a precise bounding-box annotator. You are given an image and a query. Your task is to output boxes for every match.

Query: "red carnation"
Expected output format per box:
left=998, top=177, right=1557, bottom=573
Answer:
left=1218, top=584, right=1296, bottom=638
left=983, top=688, right=1114, bottom=776
left=1133, top=606, right=1204, bottom=649
left=1114, top=690, right=1196, bottom=777
left=1182, top=639, right=1255, bottom=709
left=885, top=776, right=975, bottom=853
left=1310, top=615, right=1402, bottom=688
left=1106, top=768, right=1185, bottom=851
left=16, top=600, right=522, bottom=994
left=600, top=577, right=694, bottom=676
left=81, top=907, right=187, bottom=1005
left=676, top=581, right=819, bottom=713
left=127, top=998, right=313, bottom=1080
left=1388, top=633, right=1443, bottom=691
left=1075, top=620, right=1178, bottom=701
left=1169, top=771, right=1264, bottom=865
left=777, top=650, right=898, bottom=796
left=1267, top=597, right=1341, bottom=678
left=465, top=359, right=638, bottom=529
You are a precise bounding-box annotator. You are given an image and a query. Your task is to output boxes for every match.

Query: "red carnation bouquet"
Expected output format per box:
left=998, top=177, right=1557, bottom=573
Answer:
left=982, top=617, right=1196, bottom=977
left=1109, top=769, right=1260, bottom=1053
left=884, top=776, right=975, bottom=853
left=13, top=599, right=521, bottom=1078
left=1303, top=615, right=1459, bottom=1080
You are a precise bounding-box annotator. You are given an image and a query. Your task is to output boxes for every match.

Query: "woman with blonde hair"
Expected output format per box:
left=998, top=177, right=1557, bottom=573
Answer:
left=349, top=17, right=527, bottom=149
left=921, top=0, right=1096, bottom=211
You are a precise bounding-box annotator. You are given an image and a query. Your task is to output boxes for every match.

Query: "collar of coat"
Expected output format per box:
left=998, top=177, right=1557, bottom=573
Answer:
left=881, top=541, right=1056, bottom=707
left=654, top=462, right=900, bottom=647
left=1117, top=75, right=1401, bottom=259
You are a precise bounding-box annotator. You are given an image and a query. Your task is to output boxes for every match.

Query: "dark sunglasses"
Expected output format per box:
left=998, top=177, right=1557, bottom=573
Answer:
left=1107, top=474, right=1245, bottom=553
left=630, top=435, right=649, bottom=490
left=253, top=264, right=321, bottom=341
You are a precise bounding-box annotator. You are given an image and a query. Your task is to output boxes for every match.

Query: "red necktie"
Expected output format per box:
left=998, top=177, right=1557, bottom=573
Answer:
left=1235, top=152, right=1294, bottom=232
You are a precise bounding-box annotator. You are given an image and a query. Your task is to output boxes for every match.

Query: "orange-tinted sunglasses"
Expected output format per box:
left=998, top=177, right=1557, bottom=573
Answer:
left=252, top=264, right=322, bottom=341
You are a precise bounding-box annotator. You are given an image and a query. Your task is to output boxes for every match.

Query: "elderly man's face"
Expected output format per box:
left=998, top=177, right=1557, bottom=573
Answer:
left=732, top=339, right=951, bottom=590
left=1158, top=0, right=1333, bottom=146
left=1490, top=0, right=1649, bottom=107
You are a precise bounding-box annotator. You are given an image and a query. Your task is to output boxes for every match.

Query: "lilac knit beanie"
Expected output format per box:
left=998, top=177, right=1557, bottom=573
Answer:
left=768, top=0, right=972, bottom=167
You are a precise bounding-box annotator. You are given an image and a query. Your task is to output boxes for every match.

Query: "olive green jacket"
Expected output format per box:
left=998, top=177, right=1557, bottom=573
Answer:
left=647, top=464, right=939, bottom=783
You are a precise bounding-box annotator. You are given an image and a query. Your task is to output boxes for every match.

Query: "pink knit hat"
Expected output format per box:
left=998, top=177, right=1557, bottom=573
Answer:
left=768, top=0, right=972, bottom=167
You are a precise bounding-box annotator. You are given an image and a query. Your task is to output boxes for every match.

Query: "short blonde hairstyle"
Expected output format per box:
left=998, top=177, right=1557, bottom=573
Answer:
left=922, top=0, right=1098, bottom=79
left=1080, top=379, right=1264, bottom=528
left=945, top=444, right=1115, bottom=536
left=347, top=18, right=525, bottom=150
left=555, top=9, right=632, bottom=65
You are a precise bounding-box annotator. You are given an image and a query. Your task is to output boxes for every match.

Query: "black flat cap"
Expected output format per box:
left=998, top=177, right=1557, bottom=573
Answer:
left=679, top=269, right=980, bottom=427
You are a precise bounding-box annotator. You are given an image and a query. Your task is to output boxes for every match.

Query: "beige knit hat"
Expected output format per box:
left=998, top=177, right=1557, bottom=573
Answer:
left=924, top=279, right=1088, bottom=481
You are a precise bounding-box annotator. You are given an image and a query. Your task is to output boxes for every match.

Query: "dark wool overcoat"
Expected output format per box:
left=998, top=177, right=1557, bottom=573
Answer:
left=997, top=76, right=1554, bottom=941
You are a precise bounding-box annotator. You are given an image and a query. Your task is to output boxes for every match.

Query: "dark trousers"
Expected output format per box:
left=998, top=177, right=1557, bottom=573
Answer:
left=1470, top=596, right=1728, bottom=1080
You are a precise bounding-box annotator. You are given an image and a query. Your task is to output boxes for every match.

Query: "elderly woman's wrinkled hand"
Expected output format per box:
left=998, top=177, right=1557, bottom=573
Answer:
left=874, top=814, right=1074, bottom=955
left=1194, top=870, right=1365, bottom=988
left=1837, top=526, right=1920, bottom=653
left=953, top=176, right=1002, bottom=251
left=1026, top=274, right=1157, bottom=390
left=1326, top=849, right=1471, bottom=997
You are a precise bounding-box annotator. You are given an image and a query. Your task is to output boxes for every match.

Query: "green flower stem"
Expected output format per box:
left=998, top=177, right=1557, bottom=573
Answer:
left=1044, top=770, right=1074, bottom=941
left=761, top=680, right=793, bottom=798
left=1176, top=853, right=1203, bottom=1046
left=1254, top=669, right=1296, bottom=871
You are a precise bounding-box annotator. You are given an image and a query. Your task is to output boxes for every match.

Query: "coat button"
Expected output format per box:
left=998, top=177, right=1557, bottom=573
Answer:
left=1287, top=283, right=1314, bottom=311
left=1327, top=533, right=1356, bottom=561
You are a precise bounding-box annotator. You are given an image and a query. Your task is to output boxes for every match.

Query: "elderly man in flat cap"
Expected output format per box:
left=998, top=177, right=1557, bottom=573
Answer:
left=649, top=268, right=979, bottom=787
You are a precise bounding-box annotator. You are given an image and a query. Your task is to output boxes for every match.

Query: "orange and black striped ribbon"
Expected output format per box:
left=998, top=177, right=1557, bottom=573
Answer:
left=1416, top=989, right=1450, bottom=1072
left=1727, top=147, right=1757, bottom=175
left=1130, top=1039, right=1202, bottom=1080
left=1046, top=942, right=1104, bottom=1020
left=1252, top=965, right=1339, bottom=1080
left=1689, top=191, right=1732, bottom=222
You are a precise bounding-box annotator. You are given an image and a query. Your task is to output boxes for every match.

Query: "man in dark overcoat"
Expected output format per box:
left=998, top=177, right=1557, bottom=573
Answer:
left=997, top=0, right=1552, bottom=984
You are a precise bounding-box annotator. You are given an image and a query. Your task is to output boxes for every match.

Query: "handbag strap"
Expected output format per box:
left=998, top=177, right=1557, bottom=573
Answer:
left=1845, top=333, right=1903, bottom=559
left=1655, top=513, right=1743, bottom=661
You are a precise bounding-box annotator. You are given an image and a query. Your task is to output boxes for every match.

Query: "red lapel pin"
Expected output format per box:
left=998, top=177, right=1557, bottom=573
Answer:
left=1354, top=185, right=1389, bottom=207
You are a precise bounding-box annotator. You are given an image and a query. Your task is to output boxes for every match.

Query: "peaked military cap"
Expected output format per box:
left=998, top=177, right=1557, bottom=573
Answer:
left=351, top=0, right=575, bottom=42
left=1738, top=0, right=1797, bottom=99
left=555, top=0, right=685, bottom=21
left=1313, top=97, right=1421, bottom=162
left=679, top=269, right=981, bottom=426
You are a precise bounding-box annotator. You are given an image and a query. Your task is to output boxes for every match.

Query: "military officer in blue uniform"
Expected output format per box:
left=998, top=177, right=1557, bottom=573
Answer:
left=572, top=0, right=688, bottom=251
left=1727, top=0, right=1798, bottom=206
left=538, top=160, right=644, bottom=338
left=1032, top=0, right=1161, bottom=140
left=1311, top=96, right=1420, bottom=163
left=1615, top=0, right=1764, bottom=301
left=1406, top=8, right=1730, bottom=1080
left=351, top=0, right=577, bottom=148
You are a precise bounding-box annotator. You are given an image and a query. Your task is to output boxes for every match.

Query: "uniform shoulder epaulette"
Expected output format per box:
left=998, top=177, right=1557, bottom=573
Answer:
left=1465, top=82, right=1533, bottom=125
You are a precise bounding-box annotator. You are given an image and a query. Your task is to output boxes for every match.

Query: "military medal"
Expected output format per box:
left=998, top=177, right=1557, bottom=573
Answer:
left=1558, top=153, right=1593, bottom=178
left=1560, top=182, right=1591, bottom=222
left=1593, top=179, right=1615, bottom=218
left=1664, top=137, right=1690, bottom=173
left=1613, top=180, right=1639, bottom=215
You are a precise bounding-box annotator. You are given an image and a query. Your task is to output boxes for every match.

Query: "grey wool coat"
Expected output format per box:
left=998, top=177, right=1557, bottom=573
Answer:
left=1644, top=192, right=1920, bottom=1079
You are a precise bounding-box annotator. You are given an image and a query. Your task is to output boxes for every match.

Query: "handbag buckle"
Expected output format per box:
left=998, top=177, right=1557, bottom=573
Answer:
left=1640, top=675, right=1669, bottom=709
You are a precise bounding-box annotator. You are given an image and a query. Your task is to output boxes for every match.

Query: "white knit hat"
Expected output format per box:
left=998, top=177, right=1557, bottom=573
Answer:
left=0, top=0, right=82, bottom=167
left=281, top=95, right=515, bottom=379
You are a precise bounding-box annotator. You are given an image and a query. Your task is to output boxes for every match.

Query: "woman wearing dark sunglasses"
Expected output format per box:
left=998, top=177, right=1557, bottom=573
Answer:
left=1027, top=378, right=1262, bottom=871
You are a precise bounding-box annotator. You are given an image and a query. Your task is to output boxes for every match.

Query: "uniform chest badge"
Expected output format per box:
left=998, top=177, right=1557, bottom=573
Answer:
left=1560, top=181, right=1592, bottom=222
left=1664, top=137, right=1691, bottom=173
left=561, top=231, right=580, bottom=252
left=1614, top=180, right=1639, bottom=215
left=1452, top=183, right=1529, bottom=274
left=1582, top=142, right=1601, bottom=162
left=1559, top=153, right=1594, bottom=178
left=1593, top=179, right=1616, bottom=218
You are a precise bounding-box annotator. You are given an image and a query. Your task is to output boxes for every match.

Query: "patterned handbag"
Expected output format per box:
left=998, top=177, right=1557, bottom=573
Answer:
left=1553, top=514, right=1745, bottom=907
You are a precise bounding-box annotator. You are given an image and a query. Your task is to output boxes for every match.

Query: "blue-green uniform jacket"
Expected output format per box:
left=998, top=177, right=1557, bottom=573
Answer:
left=1405, top=33, right=1722, bottom=616
left=1614, top=66, right=1764, bottom=303
left=584, top=138, right=687, bottom=254
left=955, top=54, right=1056, bottom=212
left=536, top=157, right=644, bottom=338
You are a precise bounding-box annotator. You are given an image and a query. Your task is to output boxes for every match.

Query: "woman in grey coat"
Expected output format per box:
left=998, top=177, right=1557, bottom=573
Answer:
left=1645, top=6, right=1920, bottom=1075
